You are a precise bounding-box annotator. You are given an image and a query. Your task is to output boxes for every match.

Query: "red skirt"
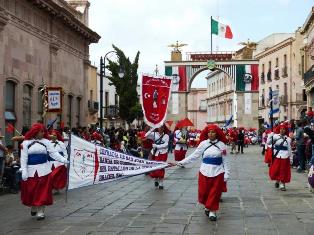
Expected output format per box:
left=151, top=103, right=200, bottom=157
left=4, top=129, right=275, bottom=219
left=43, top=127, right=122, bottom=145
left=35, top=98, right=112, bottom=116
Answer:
left=198, top=172, right=224, bottom=211
left=21, top=173, right=53, bottom=207
left=264, top=147, right=272, bottom=164
left=51, top=165, right=67, bottom=190
left=269, top=158, right=291, bottom=183
left=150, top=153, right=168, bottom=179
left=174, top=149, right=187, bottom=161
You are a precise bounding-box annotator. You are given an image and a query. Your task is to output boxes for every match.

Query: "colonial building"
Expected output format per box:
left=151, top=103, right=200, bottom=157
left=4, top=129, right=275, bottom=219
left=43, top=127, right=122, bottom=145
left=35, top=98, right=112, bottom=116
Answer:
left=86, top=64, right=99, bottom=125
left=97, top=73, right=122, bottom=129
left=302, top=7, right=314, bottom=108
left=206, top=71, right=234, bottom=126
left=254, top=33, right=307, bottom=124
left=187, top=88, right=207, bottom=130
left=0, top=0, right=100, bottom=144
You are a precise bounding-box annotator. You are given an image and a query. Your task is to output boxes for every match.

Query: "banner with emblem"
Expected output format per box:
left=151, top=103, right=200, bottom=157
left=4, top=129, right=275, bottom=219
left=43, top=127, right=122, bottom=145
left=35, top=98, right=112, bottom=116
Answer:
left=140, top=75, right=172, bottom=128
left=68, top=134, right=168, bottom=190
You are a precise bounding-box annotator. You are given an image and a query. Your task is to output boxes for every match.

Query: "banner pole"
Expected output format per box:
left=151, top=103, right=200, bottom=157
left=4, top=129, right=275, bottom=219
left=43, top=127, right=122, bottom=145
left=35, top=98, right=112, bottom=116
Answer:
left=270, top=88, right=274, bottom=160
left=65, top=131, right=72, bottom=203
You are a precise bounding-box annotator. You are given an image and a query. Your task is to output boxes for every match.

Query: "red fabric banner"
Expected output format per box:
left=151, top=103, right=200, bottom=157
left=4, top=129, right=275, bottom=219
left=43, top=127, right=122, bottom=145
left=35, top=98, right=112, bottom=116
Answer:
left=141, top=76, right=172, bottom=128
left=178, top=66, right=187, bottom=91
left=250, top=64, right=259, bottom=91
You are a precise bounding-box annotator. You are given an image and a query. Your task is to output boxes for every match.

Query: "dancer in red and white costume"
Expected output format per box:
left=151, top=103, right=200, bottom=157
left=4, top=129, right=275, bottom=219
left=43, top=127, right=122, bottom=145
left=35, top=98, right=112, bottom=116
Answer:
left=268, top=123, right=292, bottom=191
left=20, top=123, right=68, bottom=220
left=145, top=124, right=169, bottom=189
left=174, top=127, right=188, bottom=163
left=49, top=130, right=68, bottom=194
left=177, top=124, right=230, bottom=221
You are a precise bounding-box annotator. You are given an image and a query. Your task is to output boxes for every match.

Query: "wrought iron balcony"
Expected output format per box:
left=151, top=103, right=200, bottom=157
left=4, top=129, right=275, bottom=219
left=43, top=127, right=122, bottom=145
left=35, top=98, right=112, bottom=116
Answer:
left=104, top=105, right=119, bottom=118
left=282, top=66, right=288, bottom=77
left=267, top=71, right=272, bottom=81
left=280, top=95, right=288, bottom=105
left=88, top=100, right=99, bottom=114
left=261, top=72, right=265, bottom=84
left=274, top=68, right=280, bottom=80
left=304, top=65, right=314, bottom=85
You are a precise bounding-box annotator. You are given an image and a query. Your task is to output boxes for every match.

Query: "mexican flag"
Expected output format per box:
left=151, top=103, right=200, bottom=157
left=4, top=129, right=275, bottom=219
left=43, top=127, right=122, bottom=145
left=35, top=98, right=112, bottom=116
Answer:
left=211, top=18, right=233, bottom=39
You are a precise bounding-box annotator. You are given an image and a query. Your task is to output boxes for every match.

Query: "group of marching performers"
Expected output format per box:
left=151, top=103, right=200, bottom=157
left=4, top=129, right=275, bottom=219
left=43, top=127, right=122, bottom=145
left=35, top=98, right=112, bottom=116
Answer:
left=144, top=123, right=230, bottom=221
left=18, top=123, right=68, bottom=220
left=262, top=120, right=314, bottom=192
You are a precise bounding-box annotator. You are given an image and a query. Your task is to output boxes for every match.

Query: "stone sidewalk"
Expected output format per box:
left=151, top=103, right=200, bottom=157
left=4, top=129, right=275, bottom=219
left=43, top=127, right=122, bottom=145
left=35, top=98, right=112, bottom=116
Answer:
left=0, top=146, right=314, bottom=235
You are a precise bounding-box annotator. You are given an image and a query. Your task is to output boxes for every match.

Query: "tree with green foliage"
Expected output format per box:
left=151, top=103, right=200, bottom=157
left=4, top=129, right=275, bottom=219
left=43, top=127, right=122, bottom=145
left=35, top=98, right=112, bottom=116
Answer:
left=105, top=45, right=142, bottom=125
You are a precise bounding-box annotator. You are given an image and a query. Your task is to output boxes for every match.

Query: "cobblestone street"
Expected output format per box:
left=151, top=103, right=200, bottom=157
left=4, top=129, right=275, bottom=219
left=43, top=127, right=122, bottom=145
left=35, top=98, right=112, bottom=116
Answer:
left=1, top=146, right=314, bottom=235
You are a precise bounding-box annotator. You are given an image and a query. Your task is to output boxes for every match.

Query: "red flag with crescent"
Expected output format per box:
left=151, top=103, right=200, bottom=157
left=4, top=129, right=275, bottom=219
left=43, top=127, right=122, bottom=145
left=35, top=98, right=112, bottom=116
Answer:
left=141, top=75, right=172, bottom=128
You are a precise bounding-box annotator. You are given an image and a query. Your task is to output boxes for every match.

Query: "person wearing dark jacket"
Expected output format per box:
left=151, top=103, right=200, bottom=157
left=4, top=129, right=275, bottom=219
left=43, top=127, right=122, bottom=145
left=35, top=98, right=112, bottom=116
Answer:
left=237, top=130, right=245, bottom=154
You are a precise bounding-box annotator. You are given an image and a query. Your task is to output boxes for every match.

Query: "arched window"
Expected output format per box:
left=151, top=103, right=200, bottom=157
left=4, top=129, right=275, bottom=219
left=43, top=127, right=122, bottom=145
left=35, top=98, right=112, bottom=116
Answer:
left=23, top=84, right=32, bottom=127
left=5, top=81, right=17, bottom=145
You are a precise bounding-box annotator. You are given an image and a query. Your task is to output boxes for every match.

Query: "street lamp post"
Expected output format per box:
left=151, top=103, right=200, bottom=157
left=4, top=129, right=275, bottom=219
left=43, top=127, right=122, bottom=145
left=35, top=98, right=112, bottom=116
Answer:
left=99, top=51, right=124, bottom=130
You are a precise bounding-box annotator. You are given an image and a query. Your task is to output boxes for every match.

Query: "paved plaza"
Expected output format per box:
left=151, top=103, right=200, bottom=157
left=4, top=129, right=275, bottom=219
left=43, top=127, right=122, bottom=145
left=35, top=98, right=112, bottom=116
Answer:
left=1, top=146, right=314, bottom=235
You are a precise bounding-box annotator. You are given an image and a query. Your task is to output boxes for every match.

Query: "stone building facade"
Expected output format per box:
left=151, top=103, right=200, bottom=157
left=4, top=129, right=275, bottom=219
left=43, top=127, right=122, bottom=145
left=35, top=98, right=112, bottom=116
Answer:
left=207, top=71, right=234, bottom=126
left=302, top=7, right=314, bottom=108
left=187, top=88, right=208, bottom=130
left=0, top=0, right=100, bottom=143
left=255, top=33, right=307, bottom=124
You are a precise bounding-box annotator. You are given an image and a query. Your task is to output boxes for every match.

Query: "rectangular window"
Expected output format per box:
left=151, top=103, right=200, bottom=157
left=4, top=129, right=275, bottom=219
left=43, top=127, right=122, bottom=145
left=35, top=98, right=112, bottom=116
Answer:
left=115, top=94, right=118, bottom=106
left=105, top=92, right=109, bottom=107
left=5, top=81, right=15, bottom=110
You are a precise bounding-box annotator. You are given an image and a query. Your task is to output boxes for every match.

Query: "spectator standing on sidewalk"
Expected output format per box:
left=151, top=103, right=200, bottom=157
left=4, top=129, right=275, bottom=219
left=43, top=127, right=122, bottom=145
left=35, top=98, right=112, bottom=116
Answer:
left=237, top=129, right=245, bottom=154
left=296, top=121, right=306, bottom=173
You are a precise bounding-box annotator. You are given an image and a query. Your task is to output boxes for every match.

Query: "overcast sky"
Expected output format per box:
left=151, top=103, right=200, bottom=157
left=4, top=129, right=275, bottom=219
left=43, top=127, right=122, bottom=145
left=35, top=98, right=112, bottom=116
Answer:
left=89, top=0, right=313, bottom=88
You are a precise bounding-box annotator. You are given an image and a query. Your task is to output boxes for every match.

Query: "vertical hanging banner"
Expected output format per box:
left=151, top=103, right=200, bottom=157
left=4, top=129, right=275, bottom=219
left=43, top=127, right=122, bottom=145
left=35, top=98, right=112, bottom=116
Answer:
left=68, top=135, right=168, bottom=190
left=140, top=75, right=172, bottom=128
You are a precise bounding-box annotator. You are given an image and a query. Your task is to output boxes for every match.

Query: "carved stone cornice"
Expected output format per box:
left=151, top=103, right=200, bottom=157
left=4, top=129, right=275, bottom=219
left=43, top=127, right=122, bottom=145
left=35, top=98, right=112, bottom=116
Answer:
left=27, top=0, right=100, bottom=43
left=50, top=35, right=61, bottom=54
left=0, top=7, right=9, bottom=31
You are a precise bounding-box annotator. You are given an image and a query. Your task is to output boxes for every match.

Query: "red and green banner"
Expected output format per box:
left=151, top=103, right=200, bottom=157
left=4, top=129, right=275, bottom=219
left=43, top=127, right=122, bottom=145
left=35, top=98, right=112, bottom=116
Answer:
left=236, top=64, right=259, bottom=92
left=165, top=66, right=187, bottom=91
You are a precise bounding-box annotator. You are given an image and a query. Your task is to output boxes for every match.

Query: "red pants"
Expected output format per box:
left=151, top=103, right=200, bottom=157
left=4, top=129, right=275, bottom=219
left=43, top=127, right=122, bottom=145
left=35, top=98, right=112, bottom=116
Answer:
left=198, top=172, right=224, bottom=211
left=269, top=158, right=291, bottom=183
left=51, top=165, right=67, bottom=190
left=174, top=149, right=187, bottom=161
left=150, top=153, right=168, bottom=179
left=21, top=173, right=53, bottom=207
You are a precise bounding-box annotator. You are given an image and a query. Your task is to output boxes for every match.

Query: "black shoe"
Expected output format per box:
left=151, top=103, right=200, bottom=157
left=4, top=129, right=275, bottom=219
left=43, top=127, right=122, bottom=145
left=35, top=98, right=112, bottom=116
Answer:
left=204, top=210, right=209, bottom=216
left=219, top=198, right=223, bottom=203
left=154, top=181, right=159, bottom=187
left=158, top=185, right=164, bottom=190
left=275, top=182, right=279, bottom=188
left=209, top=215, right=217, bottom=221
left=31, top=211, right=37, bottom=216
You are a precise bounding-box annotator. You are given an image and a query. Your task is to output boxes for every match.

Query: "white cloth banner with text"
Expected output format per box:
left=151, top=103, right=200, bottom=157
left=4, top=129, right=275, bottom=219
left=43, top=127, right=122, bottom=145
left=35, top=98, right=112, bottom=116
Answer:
left=68, top=135, right=168, bottom=190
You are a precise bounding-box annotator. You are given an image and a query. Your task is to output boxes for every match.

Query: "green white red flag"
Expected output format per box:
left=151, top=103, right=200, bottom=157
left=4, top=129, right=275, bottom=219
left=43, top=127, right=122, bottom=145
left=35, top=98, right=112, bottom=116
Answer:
left=211, top=18, right=233, bottom=39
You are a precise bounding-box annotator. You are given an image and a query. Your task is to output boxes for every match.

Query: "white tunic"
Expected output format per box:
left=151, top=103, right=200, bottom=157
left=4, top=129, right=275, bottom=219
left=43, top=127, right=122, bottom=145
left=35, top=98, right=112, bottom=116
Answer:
left=179, top=139, right=230, bottom=178
left=50, top=140, right=68, bottom=168
left=267, top=133, right=292, bottom=159
left=145, top=130, right=169, bottom=156
left=174, top=130, right=188, bottom=151
left=21, top=139, right=67, bottom=177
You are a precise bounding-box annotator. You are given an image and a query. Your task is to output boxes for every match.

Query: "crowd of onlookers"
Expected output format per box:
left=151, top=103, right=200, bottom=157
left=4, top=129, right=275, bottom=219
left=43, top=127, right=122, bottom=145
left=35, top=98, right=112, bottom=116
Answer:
left=2, top=116, right=314, bottom=194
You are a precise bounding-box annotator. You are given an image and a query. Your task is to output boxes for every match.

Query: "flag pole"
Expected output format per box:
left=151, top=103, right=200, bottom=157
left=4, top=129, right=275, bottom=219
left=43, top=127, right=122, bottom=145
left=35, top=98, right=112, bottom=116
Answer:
left=269, top=88, right=274, bottom=160
left=210, top=16, right=213, bottom=54
left=65, top=131, right=72, bottom=203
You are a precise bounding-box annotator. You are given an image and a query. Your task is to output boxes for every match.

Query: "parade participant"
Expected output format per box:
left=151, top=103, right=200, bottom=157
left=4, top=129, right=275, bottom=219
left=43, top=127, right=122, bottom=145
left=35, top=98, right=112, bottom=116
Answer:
left=91, top=129, right=103, bottom=146
left=20, top=123, right=68, bottom=220
left=145, top=124, right=170, bottom=189
left=268, top=123, right=292, bottom=191
left=237, top=128, right=245, bottom=154
left=263, top=129, right=272, bottom=165
left=176, top=124, right=230, bottom=221
left=174, top=125, right=188, bottom=163
left=229, top=127, right=238, bottom=154
left=49, top=130, right=68, bottom=194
